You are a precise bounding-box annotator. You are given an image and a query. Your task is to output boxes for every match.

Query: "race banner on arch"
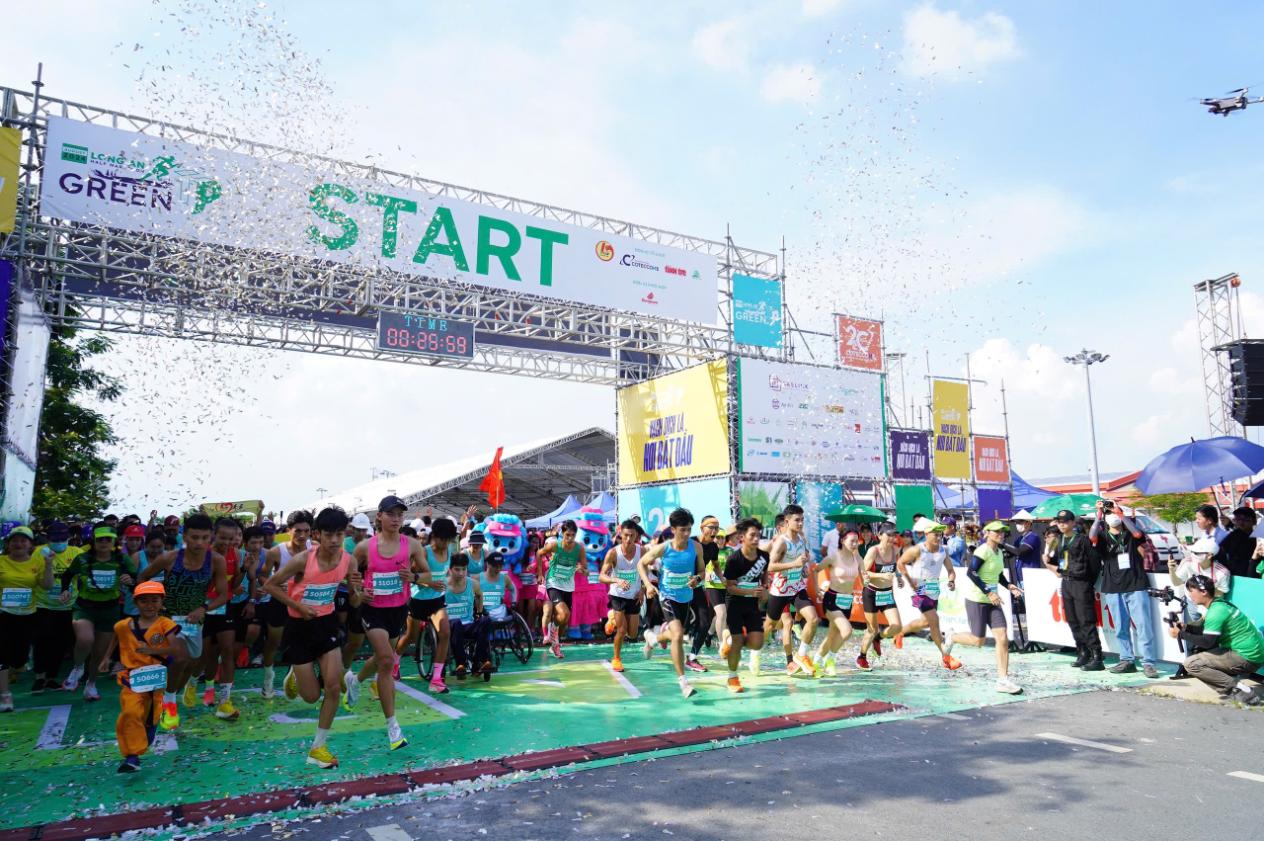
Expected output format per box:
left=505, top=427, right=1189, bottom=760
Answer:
left=731, top=273, right=783, bottom=348
left=38, top=117, right=717, bottom=323
left=616, top=360, right=730, bottom=486
left=834, top=314, right=883, bottom=371
left=931, top=379, right=971, bottom=480
left=973, top=435, right=1011, bottom=484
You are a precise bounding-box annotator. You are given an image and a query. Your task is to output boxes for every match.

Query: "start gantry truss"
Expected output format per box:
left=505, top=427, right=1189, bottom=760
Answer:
left=0, top=85, right=788, bottom=386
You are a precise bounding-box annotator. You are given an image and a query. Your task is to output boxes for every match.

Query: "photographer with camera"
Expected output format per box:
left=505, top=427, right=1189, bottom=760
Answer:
left=1169, top=537, right=1230, bottom=623
left=1170, top=575, right=1263, bottom=705
left=1090, top=500, right=1160, bottom=678
left=1043, top=509, right=1104, bottom=671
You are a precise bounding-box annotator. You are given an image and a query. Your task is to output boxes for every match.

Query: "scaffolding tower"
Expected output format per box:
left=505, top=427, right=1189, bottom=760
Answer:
left=1194, top=273, right=1244, bottom=437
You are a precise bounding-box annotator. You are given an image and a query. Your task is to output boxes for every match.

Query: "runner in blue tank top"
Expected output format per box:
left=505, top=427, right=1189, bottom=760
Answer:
left=638, top=508, right=704, bottom=699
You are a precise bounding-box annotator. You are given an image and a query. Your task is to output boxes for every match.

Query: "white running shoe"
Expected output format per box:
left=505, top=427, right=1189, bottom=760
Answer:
left=62, top=665, right=84, bottom=692
left=995, top=678, right=1023, bottom=695
left=342, top=670, right=360, bottom=710
left=83, top=683, right=101, bottom=702
left=261, top=666, right=275, bottom=700
left=680, top=681, right=697, bottom=699
left=387, top=719, right=407, bottom=750
left=643, top=629, right=657, bottom=660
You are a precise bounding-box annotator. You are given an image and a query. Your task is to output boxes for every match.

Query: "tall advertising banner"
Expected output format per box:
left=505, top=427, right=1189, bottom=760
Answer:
left=973, top=435, right=1011, bottom=483
left=737, top=359, right=885, bottom=478
left=731, top=273, right=783, bottom=348
left=931, top=379, right=971, bottom=480
left=834, top=315, right=883, bottom=371
left=0, top=127, right=19, bottom=234
left=617, top=477, right=733, bottom=539
left=39, top=117, right=717, bottom=323
left=737, top=480, right=788, bottom=539
left=889, top=430, right=931, bottom=481
left=616, top=360, right=729, bottom=486
left=1, top=284, right=51, bottom=521
left=797, top=480, right=844, bottom=558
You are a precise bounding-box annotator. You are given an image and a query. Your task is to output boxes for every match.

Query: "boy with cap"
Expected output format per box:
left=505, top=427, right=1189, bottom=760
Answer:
left=1042, top=510, right=1103, bottom=671
left=105, top=580, right=180, bottom=772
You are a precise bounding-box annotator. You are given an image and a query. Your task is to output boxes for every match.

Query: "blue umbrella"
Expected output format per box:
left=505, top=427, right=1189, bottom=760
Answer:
left=1135, top=436, right=1264, bottom=495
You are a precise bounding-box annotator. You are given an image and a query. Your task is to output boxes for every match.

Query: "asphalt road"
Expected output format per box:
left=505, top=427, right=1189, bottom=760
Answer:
left=209, top=690, right=1264, bottom=841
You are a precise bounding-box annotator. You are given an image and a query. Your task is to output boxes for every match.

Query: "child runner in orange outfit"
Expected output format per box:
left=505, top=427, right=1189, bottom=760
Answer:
left=106, top=580, right=181, bottom=773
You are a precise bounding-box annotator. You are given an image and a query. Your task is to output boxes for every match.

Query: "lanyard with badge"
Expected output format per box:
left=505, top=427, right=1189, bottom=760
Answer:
left=1111, top=530, right=1131, bottom=570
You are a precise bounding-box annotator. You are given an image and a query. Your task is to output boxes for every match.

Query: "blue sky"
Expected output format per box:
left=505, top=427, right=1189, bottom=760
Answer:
left=5, top=1, right=1264, bottom=512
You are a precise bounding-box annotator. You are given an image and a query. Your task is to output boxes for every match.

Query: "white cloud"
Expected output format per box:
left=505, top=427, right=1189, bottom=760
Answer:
left=901, top=3, right=1020, bottom=80
left=692, top=17, right=751, bottom=72
left=760, top=63, right=821, bottom=105
left=802, top=0, right=849, bottom=16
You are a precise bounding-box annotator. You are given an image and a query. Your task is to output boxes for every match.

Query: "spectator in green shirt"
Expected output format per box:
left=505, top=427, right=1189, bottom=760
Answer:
left=1174, top=574, right=1264, bottom=705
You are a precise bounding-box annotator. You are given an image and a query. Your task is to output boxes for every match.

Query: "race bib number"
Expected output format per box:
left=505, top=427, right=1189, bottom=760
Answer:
left=301, top=582, right=338, bottom=607
left=587, top=570, right=602, bottom=585
left=519, top=573, right=536, bottom=585
left=616, top=569, right=638, bottom=586
left=832, top=592, right=854, bottom=610
left=1117, top=552, right=1131, bottom=571
left=173, top=615, right=201, bottom=638
left=2, top=588, right=32, bottom=609
left=91, top=569, right=117, bottom=589
left=874, top=589, right=895, bottom=607
left=921, top=580, right=941, bottom=598
left=206, top=603, right=226, bottom=616
left=784, top=567, right=802, bottom=583
left=372, top=572, right=403, bottom=596
left=447, top=599, right=472, bottom=623
left=487, top=603, right=509, bottom=622
left=663, top=572, right=690, bottom=592
left=128, top=664, right=167, bottom=692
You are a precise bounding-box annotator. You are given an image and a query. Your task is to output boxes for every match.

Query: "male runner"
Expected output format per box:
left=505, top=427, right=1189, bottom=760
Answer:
left=240, top=526, right=268, bottom=665
left=198, top=517, right=252, bottom=719
left=722, top=518, right=769, bottom=692
left=638, top=508, right=705, bottom=698
left=396, top=509, right=456, bottom=693
left=600, top=520, right=644, bottom=672
left=538, top=520, right=586, bottom=659
left=265, top=506, right=363, bottom=769
left=445, top=554, right=491, bottom=679
left=895, top=521, right=962, bottom=670
left=60, top=524, right=139, bottom=701
left=136, top=514, right=229, bottom=729
left=259, top=511, right=312, bottom=698
left=349, top=495, right=429, bottom=749
left=951, top=521, right=1024, bottom=693
left=762, top=504, right=819, bottom=676
left=857, top=523, right=902, bottom=670
left=684, top=516, right=722, bottom=673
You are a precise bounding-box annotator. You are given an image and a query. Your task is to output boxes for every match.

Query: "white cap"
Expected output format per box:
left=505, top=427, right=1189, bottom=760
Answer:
left=1189, top=537, right=1219, bottom=555
left=351, top=513, right=372, bottom=530
left=912, top=518, right=940, bottom=533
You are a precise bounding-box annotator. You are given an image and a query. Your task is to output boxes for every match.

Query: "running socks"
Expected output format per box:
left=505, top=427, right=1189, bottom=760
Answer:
left=217, top=683, right=232, bottom=703
left=313, top=727, right=330, bottom=749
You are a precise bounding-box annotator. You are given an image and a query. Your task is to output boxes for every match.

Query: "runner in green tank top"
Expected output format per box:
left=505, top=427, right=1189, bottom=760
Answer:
left=538, top=520, right=587, bottom=659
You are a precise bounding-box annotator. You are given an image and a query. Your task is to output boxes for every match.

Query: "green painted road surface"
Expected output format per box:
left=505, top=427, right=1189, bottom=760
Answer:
left=0, top=638, right=1153, bottom=830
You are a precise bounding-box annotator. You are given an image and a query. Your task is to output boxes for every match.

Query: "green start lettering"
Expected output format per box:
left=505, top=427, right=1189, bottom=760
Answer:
left=412, top=206, right=469, bottom=270
left=477, top=215, right=522, bottom=280
left=365, top=192, right=417, bottom=259
left=306, top=183, right=359, bottom=250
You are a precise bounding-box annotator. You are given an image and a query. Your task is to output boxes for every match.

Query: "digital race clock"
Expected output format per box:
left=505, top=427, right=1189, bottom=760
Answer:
left=376, top=311, right=476, bottom=359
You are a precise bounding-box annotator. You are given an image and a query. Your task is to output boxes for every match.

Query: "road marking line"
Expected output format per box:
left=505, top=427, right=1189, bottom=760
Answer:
left=937, top=713, right=969, bottom=721
left=1228, top=771, right=1264, bottom=783
left=35, top=705, right=72, bottom=750
left=365, top=823, right=414, bottom=841
left=1035, top=732, right=1132, bottom=754
left=603, top=661, right=642, bottom=698
left=524, top=679, right=565, bottom=687
left=269, top=712, right=358, bottom=724
left=394, top=680, right=464, bottom=719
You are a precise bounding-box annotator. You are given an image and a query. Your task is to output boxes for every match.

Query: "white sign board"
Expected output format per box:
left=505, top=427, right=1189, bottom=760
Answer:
left=39, top=117, right=717, bottom=323
left=737, top=359, right=885, bottom=478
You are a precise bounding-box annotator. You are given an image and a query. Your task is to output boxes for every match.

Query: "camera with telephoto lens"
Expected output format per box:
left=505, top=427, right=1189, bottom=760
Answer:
left=1148, top=586, right=1196, bottom=654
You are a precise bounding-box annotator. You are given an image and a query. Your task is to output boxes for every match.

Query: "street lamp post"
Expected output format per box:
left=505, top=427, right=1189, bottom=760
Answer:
left=1063, top=349, right=1110, bottom=497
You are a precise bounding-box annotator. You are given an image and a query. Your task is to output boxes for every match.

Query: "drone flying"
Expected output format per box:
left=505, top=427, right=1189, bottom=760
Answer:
left=1201, top=87, right=1264, bottom=116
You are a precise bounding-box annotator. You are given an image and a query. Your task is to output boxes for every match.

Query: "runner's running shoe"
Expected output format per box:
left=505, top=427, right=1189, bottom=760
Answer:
left=283, top=668, right=299, bottom=701
left=604, top=617, right=617, bottom=636
left=872, top=636, right=882, bottom=656
left=307, top=746, right=338, bottom=768
left=823, top=655, right=837, bottom=677
left=610, top=657, right=624, bottom=673
left=202, top=686, right=215, bottom=707
left=429, top=676, right=449, bottom=695
left=368, top=677, right=380, bottom=701
left=0, top=693, right=13, bottom=712
left=214, top=699, right=240, bottom=721
left=62, top=666, right=84, bottom=692
left=719, top=635, right=732, bottom=658
left=117, top=756, right=141, bottom=774
left=786, top=660, right=802, bottom=676
left=83, top=684, right=100, bottom=702
left=855, top=654, right=872, bottom=671
left=642, top=629, right=657, bottom=660
left=684, top=658, right=707, bottom=673
left=550, top=635, right=564, bottom=659
left=182, top=680, right=199, bottom=708
left=942, top=654, right=963, bottom=671
left=392, top=654, right=401, bottom=680
left=894, top=634, right=904, bottom=650
left=680, top=682, right=697, bottom=699
left=159, top=702, right=180, bottom=730
left=342, top=670, right=360, bottom=710
left=793, top=652, right=815, bottom=673
left=995, top=678, right=1023, bottom=694
left=727, top=676, right=745, bottom=693
left=261, top=667, right=275, bottom=699
left=388, top=720, right=408, bottom=751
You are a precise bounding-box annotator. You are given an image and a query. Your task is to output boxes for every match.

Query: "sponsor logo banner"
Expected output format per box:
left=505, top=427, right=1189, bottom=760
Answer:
left=0, top=128, right=19, bottom=234
left=797, top=480, right=844, bottom=558
left=736, top=481, right=789, bottom=539
left=737, top=358, right=885, bottom=479
left=931, top=379, right=970, bottom=480
left=731, top=273, right=783, bottom=348
left=616, top=360, right=730, bottom=486
left=39, top=117, right=717, bottom=323
left=834, top=314, right=883, bottom=371
left=973, top=435, right=1011, bottom=484
left=200, top=500, right=265, bottom=520
left=617, top=477, right=733, bottom=539
left=889, top=429, right=931, bottom=481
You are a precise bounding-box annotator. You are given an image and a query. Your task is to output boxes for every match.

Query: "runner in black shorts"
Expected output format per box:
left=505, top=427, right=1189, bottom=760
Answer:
left=259, top=511, right=312, bottom=699
left=199, top=517, right=250, bottom=720
left=857, top=523, right=902, bottom=670
left=685, top=516, right=722, bottom=673
left=723, top=518, right=769, bottom=693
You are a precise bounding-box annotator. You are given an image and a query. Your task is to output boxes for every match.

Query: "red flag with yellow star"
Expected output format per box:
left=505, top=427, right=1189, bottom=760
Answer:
left=479, top=447, right=505, bottom=509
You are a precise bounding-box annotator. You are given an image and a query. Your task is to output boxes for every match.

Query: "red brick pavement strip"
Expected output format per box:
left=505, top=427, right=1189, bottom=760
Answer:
left=3, top=700, right=903, bottom=841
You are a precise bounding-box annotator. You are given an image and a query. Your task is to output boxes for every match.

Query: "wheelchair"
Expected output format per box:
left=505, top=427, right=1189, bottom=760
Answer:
left=414, top=608, right=534, bottom=680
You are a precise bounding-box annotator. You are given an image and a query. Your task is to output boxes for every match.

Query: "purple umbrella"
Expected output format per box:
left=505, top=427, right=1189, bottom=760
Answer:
left=1135, top=435, right=1264, bottom=494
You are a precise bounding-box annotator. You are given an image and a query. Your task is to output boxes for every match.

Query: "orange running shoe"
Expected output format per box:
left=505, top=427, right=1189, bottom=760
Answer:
left=604, top=617, right=617, bottom=636
left=727, top=676, right=744, bottom=693
left=611, top=656, right=624, bottom=672
left=942, top=654, right=962, bottom=671
left=894, top=634, right=904, bottom=650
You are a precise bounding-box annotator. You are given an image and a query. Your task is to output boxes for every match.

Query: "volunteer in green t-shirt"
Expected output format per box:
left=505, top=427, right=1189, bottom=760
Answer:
left=1175, top=574, right=1264, bottom=705
left=59, top=524, right=138, bottom=701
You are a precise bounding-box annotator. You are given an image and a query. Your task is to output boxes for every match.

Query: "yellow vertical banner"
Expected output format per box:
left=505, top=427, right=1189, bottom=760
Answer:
left=931, top=379, right=971, bottom=480
left=616, top=360, right=730, bottom=486
left=0, top=127, right=20, bottom=234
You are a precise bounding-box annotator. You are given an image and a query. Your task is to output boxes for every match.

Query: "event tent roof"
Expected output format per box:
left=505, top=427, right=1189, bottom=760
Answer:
left=524, top=494, right=583, bottom=529
left=314, top=428, right=614, bottom=519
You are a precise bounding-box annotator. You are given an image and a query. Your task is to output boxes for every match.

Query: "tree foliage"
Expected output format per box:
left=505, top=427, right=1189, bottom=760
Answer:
left=30, top=323, right=121, bottom=522
left=1130, top=492, right=1208, bottom=526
